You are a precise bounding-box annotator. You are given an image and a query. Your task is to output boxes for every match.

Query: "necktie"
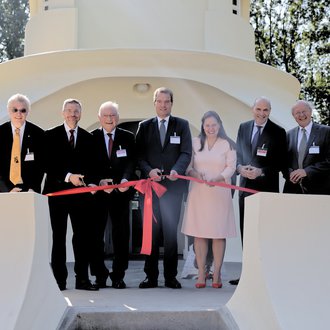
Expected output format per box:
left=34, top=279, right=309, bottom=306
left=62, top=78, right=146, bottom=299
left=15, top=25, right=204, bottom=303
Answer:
left=298, top=128, right=307, bottom=168
left=251, top=125, right=262, bottom=153
left=69, top=129, right=75, bottom=148
left=159, top=119, right=166, bottom=146
left=10, top=128, right=23, bottom=185
left=107, top=133, right=113, bottom=158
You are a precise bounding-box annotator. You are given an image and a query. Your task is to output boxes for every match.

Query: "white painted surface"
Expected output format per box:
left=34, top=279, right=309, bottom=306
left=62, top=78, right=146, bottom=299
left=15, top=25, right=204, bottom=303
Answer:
left=0, top=193, right=68, bottom=330
left=228, top=192, right=330, bottom=330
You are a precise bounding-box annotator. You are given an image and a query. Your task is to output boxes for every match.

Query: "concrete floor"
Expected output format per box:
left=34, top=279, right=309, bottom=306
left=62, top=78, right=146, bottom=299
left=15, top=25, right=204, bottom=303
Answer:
left=59, top=259, right=242, bottom=329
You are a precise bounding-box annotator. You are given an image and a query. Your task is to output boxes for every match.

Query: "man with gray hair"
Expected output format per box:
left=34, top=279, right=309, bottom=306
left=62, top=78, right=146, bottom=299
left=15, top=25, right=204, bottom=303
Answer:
left=90, top=101, right=136, bottom=289
left=283, top=100, right=330, bottom=194
left=0, top=93, right=44, bottom=192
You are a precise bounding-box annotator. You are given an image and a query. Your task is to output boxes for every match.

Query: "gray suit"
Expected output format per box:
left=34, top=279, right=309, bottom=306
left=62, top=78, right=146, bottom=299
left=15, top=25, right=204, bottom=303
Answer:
left=284, top=122, right=330, bottom=194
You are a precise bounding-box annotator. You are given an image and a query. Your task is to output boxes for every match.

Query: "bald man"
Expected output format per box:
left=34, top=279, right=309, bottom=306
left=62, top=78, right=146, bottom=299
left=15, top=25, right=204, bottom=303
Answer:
left=230, top=97, right=287, bottom=285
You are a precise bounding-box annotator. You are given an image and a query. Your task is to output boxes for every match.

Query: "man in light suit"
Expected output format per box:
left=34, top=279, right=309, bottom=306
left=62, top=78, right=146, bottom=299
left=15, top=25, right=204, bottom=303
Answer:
left=90, top=101, right=136, bottom=289
left=43, top=98, right=98, bottom=291
left=136, top=87, right=192, bottom=289
left=283, top=100, right=330, bottom=194
left=230, top=97, right=287, bottom=285
left=0, top=94, right=44, bottom=193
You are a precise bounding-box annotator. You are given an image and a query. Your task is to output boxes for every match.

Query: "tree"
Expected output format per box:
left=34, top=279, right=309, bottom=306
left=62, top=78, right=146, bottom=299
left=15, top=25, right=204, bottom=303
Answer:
left=250, top=0, right=330, bottom=125
left=0, top=0, right=29, bottom=62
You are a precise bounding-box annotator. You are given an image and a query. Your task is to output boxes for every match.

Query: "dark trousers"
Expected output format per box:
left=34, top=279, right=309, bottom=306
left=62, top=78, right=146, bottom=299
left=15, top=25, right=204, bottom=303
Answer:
left=140, top=190, right=183, bottom=281
left=90, top=191, right=130, bottom=281
left=238, top=191, right=253, bottom=247
left=48, top=194, right=92, bottom=286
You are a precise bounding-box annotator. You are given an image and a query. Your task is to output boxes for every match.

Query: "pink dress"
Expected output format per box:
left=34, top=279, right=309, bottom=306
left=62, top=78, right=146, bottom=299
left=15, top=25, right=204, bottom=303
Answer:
left=181, top=137, right=237, bottom=238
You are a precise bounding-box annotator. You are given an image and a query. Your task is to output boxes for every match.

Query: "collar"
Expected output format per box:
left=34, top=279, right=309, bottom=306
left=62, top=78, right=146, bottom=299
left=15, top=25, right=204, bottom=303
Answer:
left=64, top=122, right=78, bottom=133
left=11, top=121, right=26, bottom=135
left=299, top=121, right=313, bottom=135
left=157, top=116, right=170, bottom=124
left=103, top=127, right=116, bottom=139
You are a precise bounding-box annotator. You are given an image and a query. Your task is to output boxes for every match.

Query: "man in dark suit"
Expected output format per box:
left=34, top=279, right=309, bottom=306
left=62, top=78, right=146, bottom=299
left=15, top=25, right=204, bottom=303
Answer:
left=230, top=97, right=287, bottom=285
left=136, top=87, right=192, bottom=289
left=43, top=98, right=98, bottom=291
left=0, top=94, right=44, bottom=193
left=90, top=101, right=136, bottom=289
left=283, top=100, right=330, bottom=194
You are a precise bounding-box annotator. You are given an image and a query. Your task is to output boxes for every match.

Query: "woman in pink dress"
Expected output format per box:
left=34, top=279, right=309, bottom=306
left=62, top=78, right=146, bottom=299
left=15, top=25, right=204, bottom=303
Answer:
left=181, top=111, right=237, bottom=288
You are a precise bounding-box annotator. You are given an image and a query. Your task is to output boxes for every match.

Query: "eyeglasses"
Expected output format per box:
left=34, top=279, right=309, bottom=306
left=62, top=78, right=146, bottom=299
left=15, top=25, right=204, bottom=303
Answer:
left=11, top=108, right=27, bottom=113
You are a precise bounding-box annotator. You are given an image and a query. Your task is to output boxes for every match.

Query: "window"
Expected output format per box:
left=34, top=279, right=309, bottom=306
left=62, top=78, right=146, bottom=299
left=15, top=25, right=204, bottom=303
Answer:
left=232, top=0, right=240, bottom=15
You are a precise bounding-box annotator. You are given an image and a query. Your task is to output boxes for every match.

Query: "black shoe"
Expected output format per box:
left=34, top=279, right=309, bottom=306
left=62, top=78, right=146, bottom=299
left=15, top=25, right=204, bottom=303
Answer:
left=76, top=279, right=99, bottom=291
left=58, top=283, right=67, bottom=291
left=112, top=279, right=126, bottom=289
left=165, top=278, right=182, bottom=289
left=95, top=278, right=108, bottom=289
left=229, top=278, right=240, bottom=285
left=139, top=278, right=158, bottom=289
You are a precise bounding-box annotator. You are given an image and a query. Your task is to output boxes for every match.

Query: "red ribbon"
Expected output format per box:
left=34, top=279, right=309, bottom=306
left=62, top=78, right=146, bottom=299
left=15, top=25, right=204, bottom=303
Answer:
left=134, top=179, right=167, bottom=255
left=46, top=176, right=257, bottom=256
left=171, top=174, right=259, bottom=194
left=46, top=178, right=167, bottom=256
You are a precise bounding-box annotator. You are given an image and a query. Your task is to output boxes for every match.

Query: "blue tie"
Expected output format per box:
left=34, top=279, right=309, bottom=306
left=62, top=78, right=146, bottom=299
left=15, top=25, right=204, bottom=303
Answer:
left=159, top=119, right=166, bottom=146
left=251, top=126, right=262, bottom=153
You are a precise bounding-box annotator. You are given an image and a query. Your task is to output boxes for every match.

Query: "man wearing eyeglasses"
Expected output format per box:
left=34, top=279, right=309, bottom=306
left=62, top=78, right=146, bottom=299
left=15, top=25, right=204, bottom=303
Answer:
left=283, top=100, right=330, bottom=194
left=43, top=98, right=99, bottom=292
left=0, top=93, right=44, bottom=193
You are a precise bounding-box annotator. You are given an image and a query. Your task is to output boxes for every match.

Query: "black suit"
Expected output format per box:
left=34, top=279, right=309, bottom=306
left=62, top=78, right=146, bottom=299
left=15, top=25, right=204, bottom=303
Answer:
left=136, top=115, right=192, bottom=281
left=0, top=121, right=44, bottom=192
left=90, top=127, right=136, bottom=282
left=43, top=124, right=96, bottom=287
left=236, top=119, right=287, bottom=242
left=283, top=122, right=330, bottom=194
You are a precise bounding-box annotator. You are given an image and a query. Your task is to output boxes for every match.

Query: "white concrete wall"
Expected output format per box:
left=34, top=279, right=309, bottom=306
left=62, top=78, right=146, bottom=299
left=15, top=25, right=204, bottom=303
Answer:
left=228, top=192, right=330, bottom=329
left=0, top=193, right=67, bottom=330
left=26, top=0, right=255, bottom=60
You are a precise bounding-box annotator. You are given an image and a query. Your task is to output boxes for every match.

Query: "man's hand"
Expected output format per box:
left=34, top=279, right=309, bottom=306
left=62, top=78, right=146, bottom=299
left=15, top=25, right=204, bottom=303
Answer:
left=290, top=169, right=307, bottom=184
left=88, top=183, right=97, bottom=195
left=239, top=165, right=262, bottom=180
left=168, top=169, right=178, bottom=181
left=10, top=187, right=22, bottom=192
left=100, top=179, right=114, bottom=194
left=149, top=168, right=163, bottom=181
left=118, top=179, right=129, bottom=192
left=69, top=174, right=85, bottom=186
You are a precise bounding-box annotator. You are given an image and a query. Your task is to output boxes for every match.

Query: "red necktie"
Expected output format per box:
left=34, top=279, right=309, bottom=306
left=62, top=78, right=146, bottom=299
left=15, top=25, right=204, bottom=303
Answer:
left=69, top=129, right=75, bottom=148
left=107, top=133, right=113, bottom=158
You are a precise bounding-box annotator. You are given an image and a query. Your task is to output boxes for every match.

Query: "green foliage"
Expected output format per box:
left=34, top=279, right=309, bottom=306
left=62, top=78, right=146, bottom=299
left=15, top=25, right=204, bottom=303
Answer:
left=0, top=0, right=29, bottom=62
left=250, top=0, right=330, bottom=125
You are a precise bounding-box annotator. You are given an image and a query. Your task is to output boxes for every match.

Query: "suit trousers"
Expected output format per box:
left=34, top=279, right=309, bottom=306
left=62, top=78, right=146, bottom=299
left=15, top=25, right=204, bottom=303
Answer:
left=48, top=194, right=92, bottom=285
left=238, top=191, right=253, bottom=247
left=140, top=189, right=183, bottom=281
left=90, top=191, right=130, bottom=281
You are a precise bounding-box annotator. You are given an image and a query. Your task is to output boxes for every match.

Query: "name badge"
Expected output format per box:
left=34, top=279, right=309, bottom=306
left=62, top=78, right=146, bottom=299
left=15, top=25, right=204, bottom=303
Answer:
left=25, top=152, right=34, bottom=161
left=170, top=135, right=180, bottom=144
left=257, top=145, right=267, bottom=157
left=116, top=149, right=127, bottom=158
left=309, top=145, right=320, bottom=154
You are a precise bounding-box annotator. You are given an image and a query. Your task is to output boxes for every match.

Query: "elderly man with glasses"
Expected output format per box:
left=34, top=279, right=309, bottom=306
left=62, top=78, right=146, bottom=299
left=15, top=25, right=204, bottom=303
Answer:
left=0, top=93, right=45, bottom=193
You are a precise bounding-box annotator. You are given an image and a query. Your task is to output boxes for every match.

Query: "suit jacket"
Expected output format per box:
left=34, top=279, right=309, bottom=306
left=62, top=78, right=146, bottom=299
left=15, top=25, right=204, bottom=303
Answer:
left=91, top=127, right=136, bottom=188
left=283, top=122, right=330, bottom=194
left=136, top=115, right=192, bottom=194
left=236, top=119, right=287, bottom=194
left=0, top=121, right=45, bottom=192
left=43, top=124, right=95, bottom=194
